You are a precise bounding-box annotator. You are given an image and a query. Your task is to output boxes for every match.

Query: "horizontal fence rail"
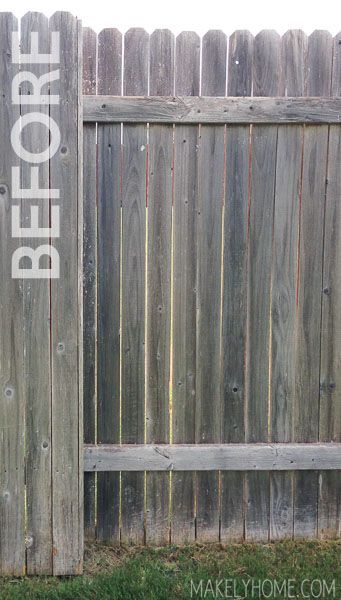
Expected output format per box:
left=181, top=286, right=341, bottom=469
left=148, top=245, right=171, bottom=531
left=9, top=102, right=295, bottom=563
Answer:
left=84, top=444, right=341, bottom=472
left=84, top=96, right=341, bottom=123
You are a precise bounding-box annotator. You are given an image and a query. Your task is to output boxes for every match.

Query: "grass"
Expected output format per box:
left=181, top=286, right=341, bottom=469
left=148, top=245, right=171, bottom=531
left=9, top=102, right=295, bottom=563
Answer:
left=0, top=540, right=340, bottom=599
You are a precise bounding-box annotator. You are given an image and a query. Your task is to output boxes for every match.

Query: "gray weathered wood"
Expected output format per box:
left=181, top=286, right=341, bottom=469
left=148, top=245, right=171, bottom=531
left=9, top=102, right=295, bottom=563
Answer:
left=121, top=28, right=149, bottom=545
left=270, top=30, right=306, bottom=541
left=221, top=30, right=253, bottom=543
left=281, top=30, right=306, bottom=96
left=172, top=31, right=200, bottom=544
left=84, top=443, right=341, bottom=471
left=318, top=32, right=341, bottom=540
left=21, top=11, right=52, bottom=574
left=83, top=95, right=341, bottom=124
left=294, top=30, right=332, bottom=540
left=50, top=11, right=83, bottom=574
left=246, top=30, right=281, bottom=542
left=196, top=30, right=226, bottom=543
left=146, top=29, right=174, bottom=545
left=82, top=26, right=97, bottom=543
left=0, top=12, right=25, bottom=577
left=96, top=27, right=122, bottom=544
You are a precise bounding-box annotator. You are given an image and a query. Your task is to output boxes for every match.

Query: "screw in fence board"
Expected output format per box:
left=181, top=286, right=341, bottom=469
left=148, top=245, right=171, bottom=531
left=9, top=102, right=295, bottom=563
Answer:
left=83, top=25, right=97, bottom=542
left=96, top=27, right=122, bottom=544
left=0, top=13, right=25, bottom=576
left=146, top=29, right=174, bottom=546
left=49, top=12, right=83, bottom=575
left=196, top=29, right=226, bottom=543
left=269, top=29, right=307, bottom=541
left=294, top=30, right=333, bottom=540
left=220, top=30, right=253, bottom=544
left=318, top=31, right=341, bottom=540
left=121, top=28, right=149, bottom=545
left=246, top=30, right=281, bottom=542
left=20, top=12, right=52, bottom=575
left=171, top=30, right=200, bottom=544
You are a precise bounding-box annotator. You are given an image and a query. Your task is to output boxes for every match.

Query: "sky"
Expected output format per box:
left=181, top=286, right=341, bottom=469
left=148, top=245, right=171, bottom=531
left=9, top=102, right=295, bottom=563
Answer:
left=1, top=0, right=340, bottom=36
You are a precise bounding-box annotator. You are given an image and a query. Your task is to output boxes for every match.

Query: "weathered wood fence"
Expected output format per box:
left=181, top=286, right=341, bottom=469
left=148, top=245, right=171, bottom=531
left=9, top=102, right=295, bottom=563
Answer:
left=82, top=27, right=341, bottom=547
left=0, top=14, right=341, bottom=577
left=0, top=12, right=83, bottom=576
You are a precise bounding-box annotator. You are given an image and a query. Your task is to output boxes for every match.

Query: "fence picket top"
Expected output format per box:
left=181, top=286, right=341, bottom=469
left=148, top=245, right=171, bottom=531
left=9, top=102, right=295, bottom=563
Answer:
left=228, top=30, right=253, bottom=96
left=281, top=30, right=307, bottom=96
left=253, top=30, right=281, bottom=96
left=306, top=30, right=333, bottom=96
left=124, top=28, right=149, bottom=95
left=82, top=28, right=97, bottom=95
left=201, top=30, right=227, bottom=95
left=175, top=31, right=200, bottom=96
left=150, top=29, right=175, bottom=95
left=332, top=32, right=341, bottom=96
left=98, top=28, right=122, bottom=95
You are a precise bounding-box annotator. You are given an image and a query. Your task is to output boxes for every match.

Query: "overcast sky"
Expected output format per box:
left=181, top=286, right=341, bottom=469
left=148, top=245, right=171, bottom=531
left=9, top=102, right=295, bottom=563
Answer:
left=2, top=0, right=340, bottom=35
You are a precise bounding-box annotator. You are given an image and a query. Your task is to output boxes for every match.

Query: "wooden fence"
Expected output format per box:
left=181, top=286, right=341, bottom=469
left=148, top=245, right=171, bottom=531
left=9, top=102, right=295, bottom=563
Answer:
left=0, top=14, right=341, bottom=577
left=82, top=27, right=341, bottom=547
left=0, top=13, right=83, bottom=576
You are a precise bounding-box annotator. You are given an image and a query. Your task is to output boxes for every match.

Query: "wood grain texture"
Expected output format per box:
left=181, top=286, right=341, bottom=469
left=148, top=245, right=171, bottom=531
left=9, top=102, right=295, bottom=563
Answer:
left=121, top=28, right=149, bottom=545
left=246, top=30, right=281, bottom=542
left=21, top=12, right=52, bottom=574
left=146, top=29, right=174, bottom=545
left=0, top=13, right=25, bottom=576
left=294, top=30, right=332, bottom=540
left=96, top=27, right=122, bottom=544
left=318, top=32, right=341, bottom=541
left=221, top=30, right=253, bottom=543
left=83, top=95, right=341, bottom=124
left=82, top=26, right=97, bottom=542
left=172, top=31, right=200, bottom=544
left=196, top=30, right=226, bottom=543
left=50, top=12, right=82, bottom=574
left=84, top=443, right=341, bottom=471
left=270, top=30, right=306, bottom=541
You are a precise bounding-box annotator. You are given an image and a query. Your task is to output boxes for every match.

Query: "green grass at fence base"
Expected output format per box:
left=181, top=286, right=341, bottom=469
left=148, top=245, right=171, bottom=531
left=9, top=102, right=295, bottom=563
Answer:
left=0, top=540, right=340, bottom=599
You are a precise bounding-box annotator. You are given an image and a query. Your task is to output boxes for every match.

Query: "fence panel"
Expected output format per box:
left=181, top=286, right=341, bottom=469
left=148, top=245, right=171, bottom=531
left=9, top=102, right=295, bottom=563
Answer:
left=82, top=27, right=341, bottom=549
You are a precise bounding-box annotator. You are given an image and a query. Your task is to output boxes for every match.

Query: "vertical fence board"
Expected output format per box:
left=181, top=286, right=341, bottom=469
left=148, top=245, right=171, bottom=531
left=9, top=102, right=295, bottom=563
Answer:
left=221, top=30, right=253, bottom=543
left=318, top=31, right=341, bottom=540
left=246, top=30, right=281, bottom=542
left=50, top=12, right=82, bottom=574
left=196, top=30, right=226, bottom=543
left=269, top=30, right=306, bottom=541
left=0, top=13, right=25, bottom=576
left=121, top=28, right=149, bottom=545
left=172, top=31, right=200, bottom=544
left=96, top=28, right=122, bottom=544
left=146, top=29, right=174, bottom=545
left=294, top=30, right=332, bottom=540
left=21, top=12, right=52, bottom=574
left=83, top=26, right=97, bottom=542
